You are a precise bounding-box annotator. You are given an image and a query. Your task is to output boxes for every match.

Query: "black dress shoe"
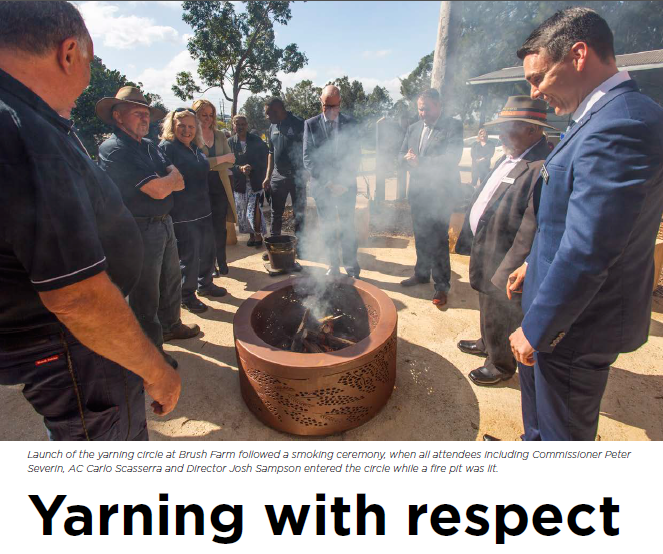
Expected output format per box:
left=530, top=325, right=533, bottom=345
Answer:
left=218, top=263, right=229, bottom=275
left=326, top=267, right=341, bottom=277
left=483, top=434, right=501, bottom=441
left=457, top=340, right=488, bottom=357
left=345, top=266, right=360, bottom=279
left=198, top=284, right=227, bottom=298
left=401, top=275, right=429, bottom=287
left=469, top=365, right=512, bottom=386
left=182, top=297, right=208, bottom=313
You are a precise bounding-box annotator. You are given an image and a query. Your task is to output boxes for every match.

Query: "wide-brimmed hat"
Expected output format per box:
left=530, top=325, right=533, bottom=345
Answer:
left=95, top=86, right=166, bottom=125
left=484, top=96, right=557, bottom=130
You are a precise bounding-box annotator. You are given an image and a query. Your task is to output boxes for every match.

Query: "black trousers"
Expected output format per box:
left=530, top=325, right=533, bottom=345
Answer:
left=129, top=215, right=182, bottom=348
left=476, top=290, right=523, bottom=376
left=409, top=194, right=451, bottom=292
left=270, top=177, right=306, bottom=240
left=312, top=186, right=359, bottom=272
left=0, top=329, right=148, bottom=441
left=173, top=216, right=215, bottom=302
left=520, top=346, right=617, bottom=441
left=209, top=187, right=229, bottom=269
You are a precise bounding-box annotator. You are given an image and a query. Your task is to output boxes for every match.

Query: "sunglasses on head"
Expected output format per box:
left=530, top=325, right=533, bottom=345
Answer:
left=174, top=107, right=195, bottom=115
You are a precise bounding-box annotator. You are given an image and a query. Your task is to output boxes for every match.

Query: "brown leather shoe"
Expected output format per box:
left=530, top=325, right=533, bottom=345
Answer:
left=432, top=291, right=448, bottom=307
left=163, top=322, right=200, bottom=342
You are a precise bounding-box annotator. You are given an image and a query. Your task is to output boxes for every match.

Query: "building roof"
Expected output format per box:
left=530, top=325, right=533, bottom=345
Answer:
left=467, top=49, right=663, bottom=85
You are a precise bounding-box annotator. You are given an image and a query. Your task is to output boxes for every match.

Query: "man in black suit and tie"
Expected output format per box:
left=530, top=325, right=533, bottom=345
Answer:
left=303, top=85, right=361, bottom=277
left=399, top=89, right=463, bottom=306
left=455, top=96, right=554, bottom=386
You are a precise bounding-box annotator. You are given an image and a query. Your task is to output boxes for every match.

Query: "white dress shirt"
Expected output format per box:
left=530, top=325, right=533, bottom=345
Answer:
left=469, top=140, right=540, bottom=235
left=571, top=70, right=631, bottom=124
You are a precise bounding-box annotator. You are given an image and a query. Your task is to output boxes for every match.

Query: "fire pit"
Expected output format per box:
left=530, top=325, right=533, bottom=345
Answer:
left=234, top=277, right=397, bottom=436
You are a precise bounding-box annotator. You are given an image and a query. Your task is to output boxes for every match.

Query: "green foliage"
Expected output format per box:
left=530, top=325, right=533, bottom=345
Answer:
left=399, top=51, right=433, bottom=111
left=173, top=1, right=307, bottom=116
left=71, top=56, right=135, bottom=156
left=70, top=57, right=166, bottom=157
left=283, top=79, right=322, bottom=120
left=240, top=94, right=270, bottom=136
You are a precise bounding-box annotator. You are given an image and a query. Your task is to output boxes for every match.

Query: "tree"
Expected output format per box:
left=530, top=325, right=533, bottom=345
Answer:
left=71, top=56, right=134, bottom=156
left=399, top=52, right=433, bottom=110
left=328, top=76, right=367, bottom=118
left=240, top=95, right=270, bottom=136
left=283, top=79, right=322, bottom=120
left=172, top=1, right=307, bottom=116
left=365, top=85, right=393, bottom=118
left=70, top=56, right=165, bottom=157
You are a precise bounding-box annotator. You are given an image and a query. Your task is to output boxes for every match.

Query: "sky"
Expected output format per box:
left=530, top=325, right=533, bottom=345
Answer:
left=74, top=1, right=444, bottom=113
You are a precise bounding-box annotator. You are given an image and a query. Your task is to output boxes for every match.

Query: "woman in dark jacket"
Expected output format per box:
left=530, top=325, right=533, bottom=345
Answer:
left=470, top=127, right=495, bottom=188
left=228, top=115, right=269, bottom=247
left=159, top=109, right=228, bottom=314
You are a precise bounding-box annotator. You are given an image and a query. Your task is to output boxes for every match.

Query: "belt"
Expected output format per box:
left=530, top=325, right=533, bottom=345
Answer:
left=0, top=322, right=62, bottom=351
left=134, top=214, right=170, bottom=223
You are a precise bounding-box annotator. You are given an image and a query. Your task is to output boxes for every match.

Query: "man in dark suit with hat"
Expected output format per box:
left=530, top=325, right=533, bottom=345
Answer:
left=509, top=7, right=663, bottom=440
left=399, top=88, right=463, bottom=307
left=97, top=87, right=200, bottom=370
left=455, top=96, right=554, bottom=386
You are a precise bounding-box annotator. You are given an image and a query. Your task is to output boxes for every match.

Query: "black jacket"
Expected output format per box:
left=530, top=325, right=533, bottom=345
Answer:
left=456, top=137, right=549, bottom=294
left=228, top=133, right=268, bottom=193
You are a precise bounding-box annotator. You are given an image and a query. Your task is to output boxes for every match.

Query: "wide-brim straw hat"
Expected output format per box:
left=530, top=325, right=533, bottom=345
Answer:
left=95, top=86, right=166, bottom=125
left=484, top=96, right=557, bottom=130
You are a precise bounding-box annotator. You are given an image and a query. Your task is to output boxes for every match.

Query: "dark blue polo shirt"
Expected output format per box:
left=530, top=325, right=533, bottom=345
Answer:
left=98, top=127, right=174, bottom=218
left=0, top=68, right=143, bottom=334
left=158, top=139, right=211, bottom=223
left=266, top=111, right=304, bottom=181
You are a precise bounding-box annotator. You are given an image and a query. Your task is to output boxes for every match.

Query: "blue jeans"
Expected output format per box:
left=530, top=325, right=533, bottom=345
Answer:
left=0, top=329, right=148, bottom=441
left=130, top=215, right=182, bottom=348
left=173, top=215, right=215, bottom=302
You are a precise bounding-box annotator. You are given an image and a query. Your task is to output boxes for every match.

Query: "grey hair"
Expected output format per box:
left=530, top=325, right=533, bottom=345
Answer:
left=0, top=1, right=91, bottom=56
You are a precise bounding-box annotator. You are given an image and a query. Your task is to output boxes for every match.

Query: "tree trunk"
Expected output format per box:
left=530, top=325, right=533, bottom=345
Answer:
left=430, top=1, right=462, bottom=116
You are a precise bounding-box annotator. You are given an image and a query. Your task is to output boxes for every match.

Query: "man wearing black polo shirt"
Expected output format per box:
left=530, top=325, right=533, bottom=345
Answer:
left=262, top=97, right=306, bottom=254
left=0, top=2, right=180, bottom=440
left=97, top=87, right=200, bottom=368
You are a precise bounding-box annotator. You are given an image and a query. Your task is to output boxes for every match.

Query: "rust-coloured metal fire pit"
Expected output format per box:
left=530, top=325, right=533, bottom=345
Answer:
left=234, top=277, right=397, bottom=436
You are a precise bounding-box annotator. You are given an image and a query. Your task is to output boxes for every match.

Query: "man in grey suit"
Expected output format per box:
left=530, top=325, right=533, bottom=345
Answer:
left=399, top=89, right=463, bottom=306
left=303, top=85, right=361, bottom=277
left=455, top=96, right=553, bottom=386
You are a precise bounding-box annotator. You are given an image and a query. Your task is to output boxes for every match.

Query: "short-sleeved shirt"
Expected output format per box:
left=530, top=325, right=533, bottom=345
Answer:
left=158, top=139, right=211, bottom=223
left=0, top=69, right=143, bottom=334
left=98, top=127, right=173, bottom=218
left=266, top=111, right=304, bottom=181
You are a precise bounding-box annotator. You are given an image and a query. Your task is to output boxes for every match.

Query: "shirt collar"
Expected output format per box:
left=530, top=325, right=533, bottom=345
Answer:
left=0, top=67, right=75, bottom=134
left=571, top=70, right=631, bottom=124
left=113, top=126, right=148, bottom=149
left=322, top=112, right=339, bottom=124
left=423, top=115, right=442, bottom=130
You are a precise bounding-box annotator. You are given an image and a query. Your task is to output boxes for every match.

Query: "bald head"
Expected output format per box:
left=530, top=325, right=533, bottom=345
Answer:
left=321, top=85, right=341, bottom=121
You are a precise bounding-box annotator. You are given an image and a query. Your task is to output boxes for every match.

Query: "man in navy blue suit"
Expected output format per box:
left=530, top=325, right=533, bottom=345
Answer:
left=303, top=85, right=361, bottom=278
left=508, top=7, right=663, bottom=441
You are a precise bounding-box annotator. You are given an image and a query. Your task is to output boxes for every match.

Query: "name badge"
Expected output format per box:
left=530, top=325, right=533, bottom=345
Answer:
left=541, top=164, right=550, bottom=184
left=501, top=177, right=515, bottom=184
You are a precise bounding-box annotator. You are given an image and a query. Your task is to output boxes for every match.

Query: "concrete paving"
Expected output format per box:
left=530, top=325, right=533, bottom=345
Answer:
left=2, top=233, right=662, bottom=442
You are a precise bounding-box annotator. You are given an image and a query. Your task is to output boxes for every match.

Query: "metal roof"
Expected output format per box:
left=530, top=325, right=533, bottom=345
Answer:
left=468, top=49, right=663, bottom=85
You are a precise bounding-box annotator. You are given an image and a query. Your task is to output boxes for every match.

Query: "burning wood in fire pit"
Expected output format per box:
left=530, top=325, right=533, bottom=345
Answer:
left=289, top=311, right=359, bottom=353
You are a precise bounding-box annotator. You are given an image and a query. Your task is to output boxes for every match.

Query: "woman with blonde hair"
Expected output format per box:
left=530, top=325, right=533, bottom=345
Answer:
left=159, top=108, right=228, bottom=314
left=192, top=99, right=237, bottom=276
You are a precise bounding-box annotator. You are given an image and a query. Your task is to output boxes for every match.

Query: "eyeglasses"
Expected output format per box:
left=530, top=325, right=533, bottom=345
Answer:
left=322, top=103, right=340, bottom=109
left=174, top=107, right=195, bottom=115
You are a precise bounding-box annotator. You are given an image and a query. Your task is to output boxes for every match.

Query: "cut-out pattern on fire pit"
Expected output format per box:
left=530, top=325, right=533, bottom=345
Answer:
left=235, top=278, right=398, bottom=436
